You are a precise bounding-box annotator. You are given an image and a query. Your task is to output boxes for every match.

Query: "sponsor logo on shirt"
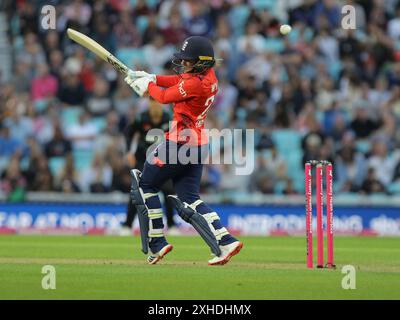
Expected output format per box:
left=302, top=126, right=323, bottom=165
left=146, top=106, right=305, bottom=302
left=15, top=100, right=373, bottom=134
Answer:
left=179, top=81, right=187, bottom=97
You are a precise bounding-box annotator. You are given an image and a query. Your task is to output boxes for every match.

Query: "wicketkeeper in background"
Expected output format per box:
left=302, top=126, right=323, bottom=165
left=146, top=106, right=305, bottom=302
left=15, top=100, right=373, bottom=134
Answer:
left=124, top=36, right=243, bottom=265
left=121, top=98, right=178, bottom=234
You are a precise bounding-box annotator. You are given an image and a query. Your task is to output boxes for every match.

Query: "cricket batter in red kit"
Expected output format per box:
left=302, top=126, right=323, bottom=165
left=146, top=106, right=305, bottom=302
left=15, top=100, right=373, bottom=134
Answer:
left=124, top=36, right=243, bottom=265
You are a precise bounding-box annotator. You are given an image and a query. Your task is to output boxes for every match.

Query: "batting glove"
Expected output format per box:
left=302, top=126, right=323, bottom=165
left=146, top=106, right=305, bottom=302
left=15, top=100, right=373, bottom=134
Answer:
left=127, top=76, right=154, bottom=97
left=125, top=70, right=156, bottom=83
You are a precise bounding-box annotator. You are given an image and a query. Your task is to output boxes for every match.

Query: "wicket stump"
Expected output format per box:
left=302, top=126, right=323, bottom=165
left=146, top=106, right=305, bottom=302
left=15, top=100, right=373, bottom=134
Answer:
left=304, top=160, right=335, bottom=269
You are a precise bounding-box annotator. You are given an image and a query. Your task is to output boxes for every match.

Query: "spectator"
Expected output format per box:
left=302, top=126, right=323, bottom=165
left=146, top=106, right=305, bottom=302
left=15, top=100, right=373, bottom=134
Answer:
left=360, top=168, right=386, bottom=194
left=162, top=11, right=188, bottom=45
left=109, top=153, right=131, bottom=192
left=3, top=102, right=34, bottom=144
left=57, top=58, right=86, bottom=106
left=12, top=61, right=31, bottom=94
left=94, top=112, right=123, bottom=153
left=264, top=147, right=287, bottom=181
left=114, top=9, right=142, bottom=48
left=142, top=13, right=161, bottom=45
left=367, top=140, right=400, bottom=187
left=237, top=21, right=265, bottom=56
left=0, top=156, right=27, bottom=202
left=86, top=75, right=113, bottom=116
left=45, top=124, right=72, bottom=158
left=42, top=31, right=61, bottom=56
left=388, top=6, right=400, bottom=40
left=249, top=155, right=276, bottom=194
left=0, top=126, right=24, bottom=158
left=63, top=0, right=92, bottom=28
left=184, top=2, right=213, bottom=37
left=18, top=2, right=38, bottom=35
left=350, top=106, right=381, bottom=139
left=3, top=1, right=400, bottom=197
left=335, top=134, right=367, bottom=192
left=31, top=63, right=58, bottom=102
left=30, top=155, right=54, bottom=191
left=92, top=14, right=117, bottom=54
left=314, top=0, right=340, bottom=29
left=80, top=153, right=113, bottom=193
left=283, top=178, right=298, bottom=195
left=113, top=77, right=136, bottom=116
left=143, top=35, right=174, bottom=73
left=48, top=50, right=64, bottom=80
left=315, top=28, right=339, bottom=64
left=16, top=33, right=46, bottom=76
left=66, top=112, right=98, bottom=150
left=57, top=154, right=80, bottom=193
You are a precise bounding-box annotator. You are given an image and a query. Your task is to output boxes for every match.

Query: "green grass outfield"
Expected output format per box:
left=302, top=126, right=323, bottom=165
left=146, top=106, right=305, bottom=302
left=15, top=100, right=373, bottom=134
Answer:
left=0, top=235, right=399, bottom=300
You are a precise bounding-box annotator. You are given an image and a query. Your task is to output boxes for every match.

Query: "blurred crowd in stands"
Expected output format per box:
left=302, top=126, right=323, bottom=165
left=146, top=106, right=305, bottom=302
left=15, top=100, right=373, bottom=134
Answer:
left=2, top=0, right=400, bottom=201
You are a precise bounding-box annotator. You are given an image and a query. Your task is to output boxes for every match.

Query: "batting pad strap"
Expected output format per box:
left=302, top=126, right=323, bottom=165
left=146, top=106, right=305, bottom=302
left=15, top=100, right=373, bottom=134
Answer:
left=148, top=208, right=163, bottom=219
left=202, top=212, right=228, bottom=240
left=148, top=213, right=163, bottom=219
left=189, top=199, right=203, bottom=210
left=215, top=227, right=229, bottom=240
left=202, top=212, right=219, bottom=223
left=144, top=192, right=158, bottom=200
left=148, top=228, right=164, bottom=238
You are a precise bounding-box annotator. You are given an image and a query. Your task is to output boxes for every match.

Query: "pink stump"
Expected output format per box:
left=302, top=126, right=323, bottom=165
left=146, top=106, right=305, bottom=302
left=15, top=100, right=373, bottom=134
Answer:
left=305, top=163, right=313, bottom=268
left=316, top=164, right=324, bottom=268
left=326, top=163, right=335, bottom=268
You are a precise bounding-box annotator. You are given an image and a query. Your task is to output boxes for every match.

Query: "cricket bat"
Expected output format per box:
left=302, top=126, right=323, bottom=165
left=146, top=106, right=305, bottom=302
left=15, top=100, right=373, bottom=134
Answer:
left=67, top=28, right=129, bottom=75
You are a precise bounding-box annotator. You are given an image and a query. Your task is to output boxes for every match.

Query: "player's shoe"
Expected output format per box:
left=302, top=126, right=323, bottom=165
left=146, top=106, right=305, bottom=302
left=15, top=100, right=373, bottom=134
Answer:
left=208, top=241, right=243, bottom=266
left=147, top=244, right=173, bottom=265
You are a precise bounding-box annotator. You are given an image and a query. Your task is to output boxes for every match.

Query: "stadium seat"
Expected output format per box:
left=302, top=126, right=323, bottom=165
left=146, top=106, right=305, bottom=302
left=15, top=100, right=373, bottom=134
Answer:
left=288, top=28, right=300, bottom=44
left=72, top=150, right=94, bottom=171
left=328, top=60, right=342, bottom=81
left=388, top=182, right=400, bottom=194
left=316, top=110, right=324, bottom=124
left=271, top=130, right=303, bottom=192
left=228, top=5, right=250, bottom=36
left=49, top=157, right=66, bottom=176
left=355, top=140, right=371, bottom=154
left=250, top=0, right=275, bottom=10
left=264, top=38, right=284, bottom=53
left=274, top=180, right=286, bottom=194
left=271, top=129, right=302, bottom=155
left=0, top=156, right=10, bottom=172
left=19, top=157, right=29, bottom=171
left=129, top=0, right=158, bottom=9
left=136, top=16, right=149, bottom=34
left=286, top=150, right=303, bottom=191
left=90, top=117, right=107, bottom=131
left=60, top=107, right=82, bottom=127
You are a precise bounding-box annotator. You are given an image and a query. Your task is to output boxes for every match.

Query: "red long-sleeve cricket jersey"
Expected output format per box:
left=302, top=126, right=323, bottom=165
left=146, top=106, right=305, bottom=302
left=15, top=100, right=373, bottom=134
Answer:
left=147, top=68, right=218, bottom=146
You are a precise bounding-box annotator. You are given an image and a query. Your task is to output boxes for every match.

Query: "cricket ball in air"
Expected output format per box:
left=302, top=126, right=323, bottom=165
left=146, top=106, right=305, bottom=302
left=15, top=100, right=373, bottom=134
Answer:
left=280, top=24, right=292, bottom=35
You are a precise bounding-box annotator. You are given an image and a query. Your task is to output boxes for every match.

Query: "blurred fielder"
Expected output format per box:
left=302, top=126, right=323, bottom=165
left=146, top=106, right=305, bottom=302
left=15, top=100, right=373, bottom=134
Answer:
left=124, top=36, right=243, bottom=265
